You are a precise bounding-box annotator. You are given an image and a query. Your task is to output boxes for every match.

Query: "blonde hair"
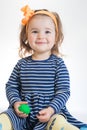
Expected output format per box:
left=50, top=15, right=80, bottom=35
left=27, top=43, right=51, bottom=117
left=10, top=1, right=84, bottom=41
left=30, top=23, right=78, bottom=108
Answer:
left=19, top=9, right=64, bottom=58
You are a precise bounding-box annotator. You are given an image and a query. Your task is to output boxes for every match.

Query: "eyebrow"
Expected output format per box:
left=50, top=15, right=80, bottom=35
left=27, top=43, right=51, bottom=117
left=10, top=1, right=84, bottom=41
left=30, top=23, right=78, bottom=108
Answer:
left=30, top=27, right=54, bottom=31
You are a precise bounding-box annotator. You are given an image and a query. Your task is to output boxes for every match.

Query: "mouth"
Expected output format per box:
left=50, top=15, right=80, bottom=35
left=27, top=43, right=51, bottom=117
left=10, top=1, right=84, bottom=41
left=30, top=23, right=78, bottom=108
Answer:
left=35, top=42, right=47, bottom=44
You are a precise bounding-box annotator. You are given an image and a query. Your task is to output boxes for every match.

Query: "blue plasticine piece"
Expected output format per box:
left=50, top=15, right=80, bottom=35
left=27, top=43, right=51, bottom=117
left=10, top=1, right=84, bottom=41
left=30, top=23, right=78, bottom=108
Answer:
left=0, top=123, right=2, bottom=130
left=60, top=127, right=64, bottom=130
left=80, top=126, right=87, bottom=130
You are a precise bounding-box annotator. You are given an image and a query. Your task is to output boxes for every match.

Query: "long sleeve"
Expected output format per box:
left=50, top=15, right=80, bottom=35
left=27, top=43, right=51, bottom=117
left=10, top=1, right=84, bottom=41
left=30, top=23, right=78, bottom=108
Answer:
left=6, top=61, right=21, bottom=106
left=49, top=59, right=70, bottom=113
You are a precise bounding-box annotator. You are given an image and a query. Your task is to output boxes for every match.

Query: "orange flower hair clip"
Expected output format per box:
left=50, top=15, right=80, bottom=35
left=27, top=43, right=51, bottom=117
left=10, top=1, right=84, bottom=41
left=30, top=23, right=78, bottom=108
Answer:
left=21, top=5, right=34, bottom=25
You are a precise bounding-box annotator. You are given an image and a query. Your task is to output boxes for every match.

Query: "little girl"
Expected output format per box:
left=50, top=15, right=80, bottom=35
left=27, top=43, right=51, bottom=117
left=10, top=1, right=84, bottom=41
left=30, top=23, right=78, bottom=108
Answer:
left=0, top=5, right=87, bottom=130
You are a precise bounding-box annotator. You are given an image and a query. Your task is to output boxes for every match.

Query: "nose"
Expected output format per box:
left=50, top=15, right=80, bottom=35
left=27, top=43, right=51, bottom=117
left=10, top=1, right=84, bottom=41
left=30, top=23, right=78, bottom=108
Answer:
left=37, top=32, right=45, bottom=39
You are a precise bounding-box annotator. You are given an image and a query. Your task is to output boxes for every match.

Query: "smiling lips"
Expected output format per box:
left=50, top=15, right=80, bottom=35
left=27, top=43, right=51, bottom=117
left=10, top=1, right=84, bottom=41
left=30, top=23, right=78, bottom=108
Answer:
left=36, top=42, right=47, bottom=44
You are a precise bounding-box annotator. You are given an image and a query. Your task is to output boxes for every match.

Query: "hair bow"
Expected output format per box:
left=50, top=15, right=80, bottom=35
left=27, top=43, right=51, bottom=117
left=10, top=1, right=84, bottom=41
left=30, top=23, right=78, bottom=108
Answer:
left=21, top=5, right=34, bottom=25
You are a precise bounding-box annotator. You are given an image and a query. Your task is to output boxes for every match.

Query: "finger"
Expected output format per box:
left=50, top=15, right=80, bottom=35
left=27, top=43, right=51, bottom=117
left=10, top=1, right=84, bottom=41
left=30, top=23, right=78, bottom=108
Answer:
left=20, top=101, right=28, bottom=104
left=17, top=111, right=28, bottom=118
left=19, top=113, right=28, bottom=118
left=37, top=114, right=46, bottom=120
left=39, top=110, right=46, bottom=115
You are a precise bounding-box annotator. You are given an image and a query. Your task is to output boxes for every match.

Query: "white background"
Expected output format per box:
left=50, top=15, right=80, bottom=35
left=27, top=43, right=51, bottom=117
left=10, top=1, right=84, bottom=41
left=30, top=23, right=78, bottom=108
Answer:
left=0, top=0, right=87, bottom=123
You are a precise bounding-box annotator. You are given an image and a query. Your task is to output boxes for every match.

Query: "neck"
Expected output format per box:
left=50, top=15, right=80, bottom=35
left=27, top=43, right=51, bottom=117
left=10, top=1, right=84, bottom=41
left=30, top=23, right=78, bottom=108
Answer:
left=32, top=52, right=51, bottom=61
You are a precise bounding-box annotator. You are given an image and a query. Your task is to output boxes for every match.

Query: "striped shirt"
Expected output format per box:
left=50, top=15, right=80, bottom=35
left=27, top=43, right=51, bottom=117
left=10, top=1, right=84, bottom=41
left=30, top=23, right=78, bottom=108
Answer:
left=5, top=54, right=87, bottom=130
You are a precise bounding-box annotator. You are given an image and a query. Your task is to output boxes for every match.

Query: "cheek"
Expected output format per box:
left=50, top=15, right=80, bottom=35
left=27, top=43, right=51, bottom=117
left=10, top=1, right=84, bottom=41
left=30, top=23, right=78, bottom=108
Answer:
left=28, top=35, right=34, bottom=43
left=50, top=36, right=56, bottom=43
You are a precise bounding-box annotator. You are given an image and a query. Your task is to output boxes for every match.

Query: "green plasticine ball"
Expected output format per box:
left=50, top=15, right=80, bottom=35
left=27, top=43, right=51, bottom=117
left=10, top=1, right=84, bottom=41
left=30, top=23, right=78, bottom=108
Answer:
left=18, top=104, right=31, bottom=114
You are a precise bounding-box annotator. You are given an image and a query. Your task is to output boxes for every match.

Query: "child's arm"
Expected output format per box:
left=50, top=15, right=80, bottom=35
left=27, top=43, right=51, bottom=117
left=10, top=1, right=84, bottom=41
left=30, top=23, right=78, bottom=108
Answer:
left=49, top=59, right=70, bottom=114
left=6, top=60, right=22, bottom=106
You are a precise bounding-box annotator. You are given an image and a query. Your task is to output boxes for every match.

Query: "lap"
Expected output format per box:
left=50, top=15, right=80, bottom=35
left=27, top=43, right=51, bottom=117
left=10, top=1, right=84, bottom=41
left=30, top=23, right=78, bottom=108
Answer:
left=0, top=112, right=80, bottom=130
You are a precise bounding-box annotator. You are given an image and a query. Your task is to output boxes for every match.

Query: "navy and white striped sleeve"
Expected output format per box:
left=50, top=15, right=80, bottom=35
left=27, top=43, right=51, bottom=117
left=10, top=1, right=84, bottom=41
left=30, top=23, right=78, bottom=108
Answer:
left=6, top=60, right=21, bottom=106
left=49, top=59, right=70, bottom=113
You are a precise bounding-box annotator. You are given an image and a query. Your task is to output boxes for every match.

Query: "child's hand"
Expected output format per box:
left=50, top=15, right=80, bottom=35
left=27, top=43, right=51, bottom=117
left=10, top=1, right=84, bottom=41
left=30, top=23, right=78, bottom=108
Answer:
left=36, top=107, right=54, bottom=122
left=13, top=101, right=28, bottom=118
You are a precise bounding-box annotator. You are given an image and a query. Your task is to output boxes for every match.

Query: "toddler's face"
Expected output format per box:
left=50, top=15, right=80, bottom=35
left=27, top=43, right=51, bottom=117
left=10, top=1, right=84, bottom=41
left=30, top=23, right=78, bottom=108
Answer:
left=27, top=15, right=56, bottom=54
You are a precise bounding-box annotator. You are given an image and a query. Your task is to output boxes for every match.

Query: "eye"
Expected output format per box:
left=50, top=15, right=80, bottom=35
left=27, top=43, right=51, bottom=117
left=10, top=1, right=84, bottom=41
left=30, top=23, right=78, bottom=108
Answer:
left=45, top=30, right=51, bottom=34
left=32, top=30, right=38, bottom=33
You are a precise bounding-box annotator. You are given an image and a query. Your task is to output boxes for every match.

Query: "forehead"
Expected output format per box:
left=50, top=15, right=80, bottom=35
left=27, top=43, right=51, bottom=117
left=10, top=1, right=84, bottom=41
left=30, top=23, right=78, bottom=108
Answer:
left=28, top=15, right=55, bottom=28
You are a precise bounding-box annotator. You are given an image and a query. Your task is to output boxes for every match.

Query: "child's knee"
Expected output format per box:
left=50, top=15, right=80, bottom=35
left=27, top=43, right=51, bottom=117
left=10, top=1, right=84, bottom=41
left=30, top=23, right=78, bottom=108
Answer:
left=46, top=114, right=80, bottom=130
left=0, top=113, right=13, bottom=130
left=46, top=114, right=66, bottom=130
